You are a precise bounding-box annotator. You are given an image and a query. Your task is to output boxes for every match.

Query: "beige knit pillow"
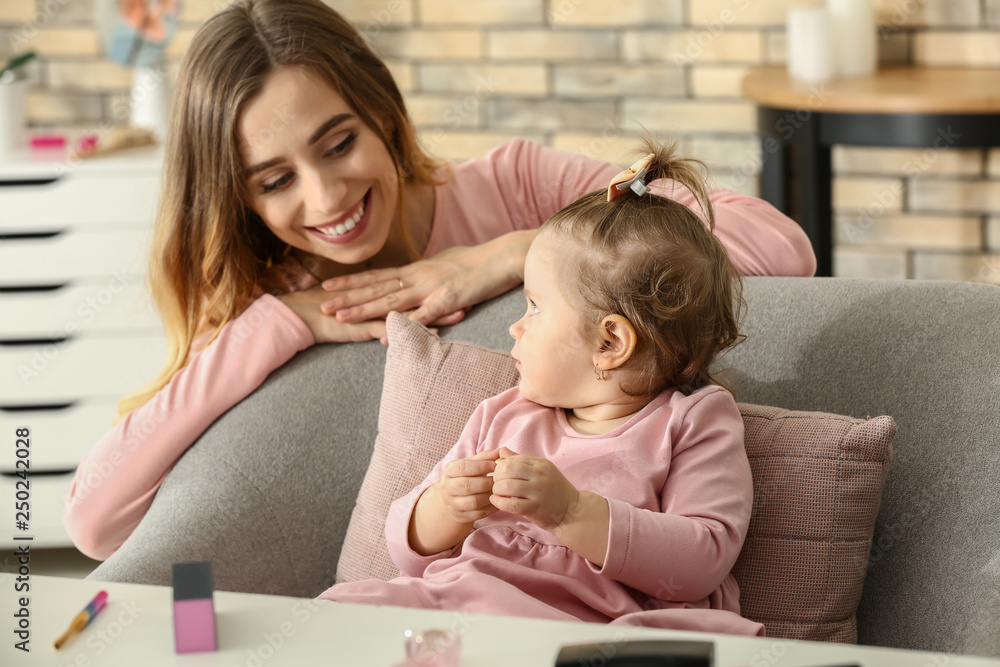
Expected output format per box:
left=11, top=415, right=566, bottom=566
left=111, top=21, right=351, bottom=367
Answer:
left=337, top=314, right=894, bottom=643
left=733, top=404, right=894, bottom=642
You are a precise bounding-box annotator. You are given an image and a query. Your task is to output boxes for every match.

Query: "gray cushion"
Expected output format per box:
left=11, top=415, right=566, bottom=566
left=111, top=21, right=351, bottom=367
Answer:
left=87, top=277, right=1000, bottom=657
left=86, top=293, right=522, bottom=596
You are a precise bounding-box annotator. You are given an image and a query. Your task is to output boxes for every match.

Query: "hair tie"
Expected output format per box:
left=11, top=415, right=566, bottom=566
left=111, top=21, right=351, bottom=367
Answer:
left=606, top=153, right=655, bottom=202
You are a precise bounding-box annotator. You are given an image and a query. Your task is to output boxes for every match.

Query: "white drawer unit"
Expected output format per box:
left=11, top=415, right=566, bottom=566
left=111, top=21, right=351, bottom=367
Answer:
left=0, top=401, right=122, bottom=470
left=0, top=147, right=166, bottom=549
left=1, top=472, right=77, bottom=549
left=0, top=227, right=151, bottom=286
left=0, top=281, right=160, bottom=339
left=0, top=153, right=160, bottom=233
left=0, top=334, right=167, bottom=404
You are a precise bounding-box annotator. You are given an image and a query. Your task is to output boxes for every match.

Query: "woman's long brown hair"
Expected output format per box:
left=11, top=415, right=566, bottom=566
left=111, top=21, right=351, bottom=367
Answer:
left=116, top=0, right=446, bottom=421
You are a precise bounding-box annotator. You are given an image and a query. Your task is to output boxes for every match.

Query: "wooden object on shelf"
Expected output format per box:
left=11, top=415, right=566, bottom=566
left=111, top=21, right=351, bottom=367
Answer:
left=742, top=66, right=1000, bottom=277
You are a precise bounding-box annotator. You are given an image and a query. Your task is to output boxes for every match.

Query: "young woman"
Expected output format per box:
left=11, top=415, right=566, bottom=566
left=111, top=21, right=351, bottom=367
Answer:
left=64, top=0, right=815, bottom=560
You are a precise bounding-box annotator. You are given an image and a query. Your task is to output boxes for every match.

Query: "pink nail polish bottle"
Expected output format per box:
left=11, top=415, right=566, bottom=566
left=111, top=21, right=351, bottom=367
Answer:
left=172, top=561, right=218, bottom=653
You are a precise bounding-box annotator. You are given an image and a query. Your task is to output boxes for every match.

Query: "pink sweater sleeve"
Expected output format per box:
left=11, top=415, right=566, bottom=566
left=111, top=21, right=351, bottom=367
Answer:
left=596, top=387, right=753, bottom=602
left=64, top=294, right=314, bottom=560
left=651, top=180, right=817, bottom=277
left=492, top=139, right=816, bottom=276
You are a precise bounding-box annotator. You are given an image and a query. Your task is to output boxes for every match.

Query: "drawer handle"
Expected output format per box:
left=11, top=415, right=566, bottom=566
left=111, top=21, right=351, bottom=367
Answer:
left=0, top=469, right=75, bottom=477
left=0, top=178, right=59, bottom=188
left=0, top=283, right=70, bottom=293
left=0, top=230, right=65, bottom=240
left=0, top=402, right=76, bottom=412
left=0, top=336, right=72, bottom=347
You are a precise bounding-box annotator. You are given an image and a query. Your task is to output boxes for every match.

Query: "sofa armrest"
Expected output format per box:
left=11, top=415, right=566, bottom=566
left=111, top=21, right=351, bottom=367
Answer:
left=86, top=290, right=528, bottom=598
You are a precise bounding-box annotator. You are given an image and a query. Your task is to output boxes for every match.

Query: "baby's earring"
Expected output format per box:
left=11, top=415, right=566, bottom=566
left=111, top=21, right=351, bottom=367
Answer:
left=594, top=365, right=607, bottom=381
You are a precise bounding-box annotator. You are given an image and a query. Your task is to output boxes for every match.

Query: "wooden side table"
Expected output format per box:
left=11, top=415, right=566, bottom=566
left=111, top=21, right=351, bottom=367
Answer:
left=742, top=67, right=1000, bottom=276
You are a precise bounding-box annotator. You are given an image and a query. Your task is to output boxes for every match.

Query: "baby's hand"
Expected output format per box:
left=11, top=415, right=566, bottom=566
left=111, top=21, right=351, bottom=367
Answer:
left=436, top=449, right=502, bottom=524
left=490, top=447, right=580, bottom=533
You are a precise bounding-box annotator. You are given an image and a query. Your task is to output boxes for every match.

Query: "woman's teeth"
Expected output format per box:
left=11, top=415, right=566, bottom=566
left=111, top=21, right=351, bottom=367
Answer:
left=316, top=197, right=365, bottom=236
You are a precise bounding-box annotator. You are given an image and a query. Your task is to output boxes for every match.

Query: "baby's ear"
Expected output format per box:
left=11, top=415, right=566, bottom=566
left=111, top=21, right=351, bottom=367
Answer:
left=594, top=314, right=638, bottom=370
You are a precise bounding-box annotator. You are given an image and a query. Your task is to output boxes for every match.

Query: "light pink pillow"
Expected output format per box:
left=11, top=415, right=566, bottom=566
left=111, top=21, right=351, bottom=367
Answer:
left=733, top=404, right=894, bottom=642
left=337, top=314, right=895, bottom=643
left=336, top=313, right=519, bottom=583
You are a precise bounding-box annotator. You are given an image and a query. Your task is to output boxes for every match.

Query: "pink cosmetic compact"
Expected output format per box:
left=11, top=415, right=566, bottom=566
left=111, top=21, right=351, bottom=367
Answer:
left=172, top=561, right=218, bottom=653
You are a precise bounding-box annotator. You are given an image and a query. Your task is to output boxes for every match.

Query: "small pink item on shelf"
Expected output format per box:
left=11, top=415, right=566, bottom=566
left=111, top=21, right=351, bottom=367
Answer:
left=76, top=134, right=99, bottom=155
left=70, top=127, right=156, bottom=160
left=401, top=628, right=461, bottom=667
left=30, top=134, right=66, bottom=149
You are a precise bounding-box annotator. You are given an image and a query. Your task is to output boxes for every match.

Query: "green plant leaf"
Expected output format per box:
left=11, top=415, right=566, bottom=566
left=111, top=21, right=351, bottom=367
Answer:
left=0, top=51, right=37, bottom=80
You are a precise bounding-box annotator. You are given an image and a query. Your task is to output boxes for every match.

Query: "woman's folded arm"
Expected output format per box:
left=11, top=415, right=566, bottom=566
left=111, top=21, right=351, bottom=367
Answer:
left=64, top=294, right=314, bottom=560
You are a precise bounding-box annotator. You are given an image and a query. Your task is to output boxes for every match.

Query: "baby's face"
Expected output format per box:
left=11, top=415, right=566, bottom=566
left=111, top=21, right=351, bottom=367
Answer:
left=508, top=231, right=600, bottom=408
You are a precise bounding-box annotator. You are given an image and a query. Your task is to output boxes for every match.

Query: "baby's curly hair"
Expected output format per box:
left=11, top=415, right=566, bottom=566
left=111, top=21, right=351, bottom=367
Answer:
left=541, top=136, right=746, bottom=397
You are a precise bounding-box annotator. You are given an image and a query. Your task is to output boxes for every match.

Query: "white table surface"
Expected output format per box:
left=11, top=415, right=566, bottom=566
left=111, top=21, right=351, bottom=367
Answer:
left=2, top=575, right=997, bottom=666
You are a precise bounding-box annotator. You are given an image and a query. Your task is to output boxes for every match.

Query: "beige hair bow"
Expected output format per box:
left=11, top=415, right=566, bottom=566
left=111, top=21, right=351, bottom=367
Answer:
left=606, top=153, right=655, bottom=202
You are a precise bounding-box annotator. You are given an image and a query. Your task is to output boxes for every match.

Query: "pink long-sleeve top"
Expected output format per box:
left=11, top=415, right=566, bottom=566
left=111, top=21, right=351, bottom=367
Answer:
left=65, top=138, right=816, bottom=560
left=322, top=385, right=763, bottom=635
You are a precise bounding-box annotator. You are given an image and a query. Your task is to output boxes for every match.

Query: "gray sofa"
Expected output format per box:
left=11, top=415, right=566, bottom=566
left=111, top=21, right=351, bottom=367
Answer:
left=87, top=277, right=1000, bottom=658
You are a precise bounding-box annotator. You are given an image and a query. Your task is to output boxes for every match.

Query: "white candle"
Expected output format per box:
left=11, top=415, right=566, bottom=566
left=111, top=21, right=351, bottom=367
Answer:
left=787, top=8, right=834, bottom=83
left=828, top=0, right=878, bottom=77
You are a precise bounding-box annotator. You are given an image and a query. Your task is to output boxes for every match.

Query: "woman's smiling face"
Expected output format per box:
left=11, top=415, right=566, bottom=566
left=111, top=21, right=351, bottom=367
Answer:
left=239, top=66, right=400, bottom=267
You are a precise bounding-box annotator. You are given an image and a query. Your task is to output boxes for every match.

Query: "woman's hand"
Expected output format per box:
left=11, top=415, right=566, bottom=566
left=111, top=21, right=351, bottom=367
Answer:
left=318, top=230, right=536, bottom=327
left=276, top=287, right=390, bottom=344
left=490, top=447, right=580, bottom=533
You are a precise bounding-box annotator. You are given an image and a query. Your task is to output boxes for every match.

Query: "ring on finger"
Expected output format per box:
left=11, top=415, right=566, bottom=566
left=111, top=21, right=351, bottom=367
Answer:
left=397, top=278, right=405, bottom=291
